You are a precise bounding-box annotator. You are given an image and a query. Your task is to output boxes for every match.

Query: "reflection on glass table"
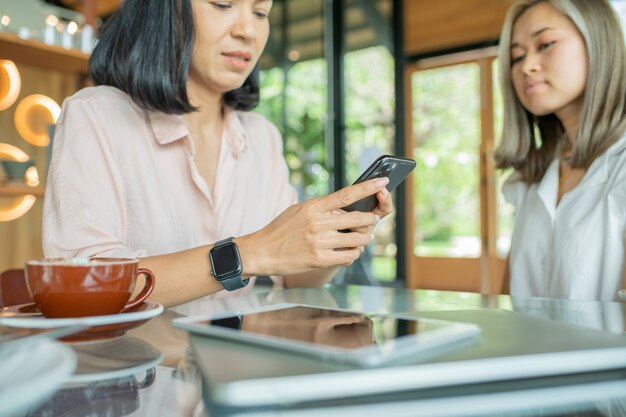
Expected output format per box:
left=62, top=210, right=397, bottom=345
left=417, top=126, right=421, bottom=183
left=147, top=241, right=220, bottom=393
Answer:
left=8, top=286, right=626, bottom=417
left=176, top=304, right=480, bottom=367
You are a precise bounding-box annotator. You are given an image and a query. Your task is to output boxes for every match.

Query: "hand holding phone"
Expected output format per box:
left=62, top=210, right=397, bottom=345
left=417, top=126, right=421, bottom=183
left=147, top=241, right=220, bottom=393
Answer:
left=343, top=155, right=416, bottom=212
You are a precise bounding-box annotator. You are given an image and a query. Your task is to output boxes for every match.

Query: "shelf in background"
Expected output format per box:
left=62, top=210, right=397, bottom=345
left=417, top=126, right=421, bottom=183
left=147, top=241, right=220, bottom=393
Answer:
left=0, top=32, right=89, bottom=74
left=0, top=185, right=45, bottom=197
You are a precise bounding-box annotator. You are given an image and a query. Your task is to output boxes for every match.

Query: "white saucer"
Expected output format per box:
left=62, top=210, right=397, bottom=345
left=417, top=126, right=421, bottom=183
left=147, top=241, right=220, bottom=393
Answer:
left=0, top=339, right=76, bottom=417
left=0, top=301, right=164, bottom=329
left=68, top=336, right=164, bottom=384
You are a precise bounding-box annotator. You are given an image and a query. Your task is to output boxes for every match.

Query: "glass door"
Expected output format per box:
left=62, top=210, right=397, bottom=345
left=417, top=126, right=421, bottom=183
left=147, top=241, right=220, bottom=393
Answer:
left=405, top=51, right=512, bottom=294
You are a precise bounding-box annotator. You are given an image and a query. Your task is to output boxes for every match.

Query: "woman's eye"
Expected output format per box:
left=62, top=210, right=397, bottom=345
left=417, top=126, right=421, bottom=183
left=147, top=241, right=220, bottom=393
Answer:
left=511, top=55, right=524, bottom=65
left=538, top=41, right=556, bottom=51
left=254, top=10, right=269, bottom=19
left=211, top=2, right=232, bottom=10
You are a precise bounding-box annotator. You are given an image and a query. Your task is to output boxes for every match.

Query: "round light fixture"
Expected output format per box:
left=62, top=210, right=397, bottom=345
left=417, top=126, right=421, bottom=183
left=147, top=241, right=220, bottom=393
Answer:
left=14, top=94, right=60, bottom=146
left=0, top=60, right=21, bottom=111
left=0, top=143, right=29, bottom=161
left=0, top=143, right=40, bottom=221
left=0, top=195, right=36, bottom=222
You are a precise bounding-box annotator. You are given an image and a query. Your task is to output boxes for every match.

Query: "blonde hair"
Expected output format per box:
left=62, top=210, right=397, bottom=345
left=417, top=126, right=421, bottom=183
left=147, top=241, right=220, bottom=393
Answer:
left=495, top=0, right=626, bottom=183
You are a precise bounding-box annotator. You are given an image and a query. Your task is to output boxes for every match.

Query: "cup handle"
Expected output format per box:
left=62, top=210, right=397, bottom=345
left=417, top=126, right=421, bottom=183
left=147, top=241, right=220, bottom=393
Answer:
left=122, top=268, right=155, bottom=311
left=136, top=368, right=157, bottom=389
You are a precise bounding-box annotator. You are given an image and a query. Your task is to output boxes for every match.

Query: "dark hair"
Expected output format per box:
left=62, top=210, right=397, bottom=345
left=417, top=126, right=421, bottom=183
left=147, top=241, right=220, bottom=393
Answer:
left=89, top=0, right=260, bottom=114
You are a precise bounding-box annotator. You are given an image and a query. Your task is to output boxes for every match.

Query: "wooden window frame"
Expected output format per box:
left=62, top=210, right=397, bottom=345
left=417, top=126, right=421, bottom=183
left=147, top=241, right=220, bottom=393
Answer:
left=404, top=47, right=506, bottom=294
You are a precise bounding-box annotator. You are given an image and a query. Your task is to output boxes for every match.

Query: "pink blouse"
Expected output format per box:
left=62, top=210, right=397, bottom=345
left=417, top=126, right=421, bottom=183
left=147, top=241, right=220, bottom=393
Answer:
left=43, top=86, right=297, bottom=297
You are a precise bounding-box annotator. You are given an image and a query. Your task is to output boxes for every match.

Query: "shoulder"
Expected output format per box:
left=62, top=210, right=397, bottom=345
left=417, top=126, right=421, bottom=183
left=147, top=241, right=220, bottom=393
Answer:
left=501, top=170, right=530, bottom=209
left=236, top=110, right=283, bottom=149
left=236, top=111, right=280, bottom=134
left=62, top=86, right=144, bottom=116
left=606, top=134, right=626, bottom=203
left=609, top=133, right=626, bottom=163
left=602, top=133, right=626, bottom=183
left=55, top=86, right=151, bottom=153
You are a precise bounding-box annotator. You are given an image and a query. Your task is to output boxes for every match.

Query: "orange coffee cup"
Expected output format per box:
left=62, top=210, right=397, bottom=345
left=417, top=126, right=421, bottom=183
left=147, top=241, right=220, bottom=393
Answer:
left=25, top=258, right=155, bottom=318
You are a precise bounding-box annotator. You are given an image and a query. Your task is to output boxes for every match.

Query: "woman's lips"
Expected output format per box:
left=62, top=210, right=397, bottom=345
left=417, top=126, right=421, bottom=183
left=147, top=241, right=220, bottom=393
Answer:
left=525, top=80, right=547, bottom=94
left=222, top=51, right=252, bottom=70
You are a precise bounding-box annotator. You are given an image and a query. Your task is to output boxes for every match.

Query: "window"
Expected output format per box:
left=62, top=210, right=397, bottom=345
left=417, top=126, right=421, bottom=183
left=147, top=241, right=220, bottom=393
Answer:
left=257, top=0, right=329, bottom=201
left=256, top=0, right=400, bottom=285
left=406, top=51, right=511, bottom=294
left=412, top=62, right=481, bottom=258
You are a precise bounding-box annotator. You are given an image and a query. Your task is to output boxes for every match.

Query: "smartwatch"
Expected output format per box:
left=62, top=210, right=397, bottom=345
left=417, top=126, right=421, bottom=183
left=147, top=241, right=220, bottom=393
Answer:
left=208, top=237, right=249, bottom=291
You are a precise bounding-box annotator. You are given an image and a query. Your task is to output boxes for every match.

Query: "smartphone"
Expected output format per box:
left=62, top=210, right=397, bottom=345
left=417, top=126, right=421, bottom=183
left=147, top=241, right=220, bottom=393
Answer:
left=343, top=155, right=416, bottom=212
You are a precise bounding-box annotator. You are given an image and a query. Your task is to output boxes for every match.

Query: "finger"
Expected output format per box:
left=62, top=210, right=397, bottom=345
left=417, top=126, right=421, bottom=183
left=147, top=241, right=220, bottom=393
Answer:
left=323, top=248, right=361, bottom=267
left=350, top=226, right=369, bottom=234
left=332, top=231, right=373, bottom=249
left=328, top=211, right=380, bottom=231
left=372, top=188, right=394, bottom=217
left=311, top=227, right=371, bottom=250
left=320, top=177, right=389, bottom=212
left=340, top=222, right=375, bottom=235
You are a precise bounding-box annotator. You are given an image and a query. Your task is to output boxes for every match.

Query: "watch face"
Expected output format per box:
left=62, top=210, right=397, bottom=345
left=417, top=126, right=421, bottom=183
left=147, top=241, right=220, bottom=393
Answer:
left=211, top=243, right=241, bottom=279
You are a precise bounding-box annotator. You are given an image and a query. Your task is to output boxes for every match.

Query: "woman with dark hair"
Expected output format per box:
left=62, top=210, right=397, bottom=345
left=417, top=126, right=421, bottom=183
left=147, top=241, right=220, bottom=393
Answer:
left=43, top=0, right=393, bottom=307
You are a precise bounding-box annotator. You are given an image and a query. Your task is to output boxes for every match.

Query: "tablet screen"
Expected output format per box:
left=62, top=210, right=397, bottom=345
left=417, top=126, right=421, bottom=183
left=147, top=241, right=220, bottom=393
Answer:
left=195, top=306, right=451, bottom=351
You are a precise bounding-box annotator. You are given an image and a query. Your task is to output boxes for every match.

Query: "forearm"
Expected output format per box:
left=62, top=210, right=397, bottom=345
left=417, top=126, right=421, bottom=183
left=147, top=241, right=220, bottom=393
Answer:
left=139, top=234, right=275, bottom=307
left=139, top=245, right=223, bottom=307
left=284, top=266, right=340, bottom=289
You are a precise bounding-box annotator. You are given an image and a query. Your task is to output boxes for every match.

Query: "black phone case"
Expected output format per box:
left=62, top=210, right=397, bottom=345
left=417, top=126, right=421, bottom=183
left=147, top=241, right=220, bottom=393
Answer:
left=343, top=155, right=416, bottom=212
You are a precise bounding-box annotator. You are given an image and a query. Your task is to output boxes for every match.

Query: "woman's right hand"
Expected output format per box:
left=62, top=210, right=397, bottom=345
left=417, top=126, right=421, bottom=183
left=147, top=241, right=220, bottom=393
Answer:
left=237, top=177, right=389, bottom=277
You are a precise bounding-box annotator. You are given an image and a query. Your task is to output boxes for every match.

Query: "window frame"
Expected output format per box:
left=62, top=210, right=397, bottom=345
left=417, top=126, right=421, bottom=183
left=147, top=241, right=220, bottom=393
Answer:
left=404, top=47, right=507, bottom=294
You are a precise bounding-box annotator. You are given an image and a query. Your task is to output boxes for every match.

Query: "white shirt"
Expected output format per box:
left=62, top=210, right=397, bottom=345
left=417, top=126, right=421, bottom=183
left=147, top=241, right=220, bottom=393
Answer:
left=503, top=135, right=626, bottom=301
left=43, top=86, right=298, bottom=298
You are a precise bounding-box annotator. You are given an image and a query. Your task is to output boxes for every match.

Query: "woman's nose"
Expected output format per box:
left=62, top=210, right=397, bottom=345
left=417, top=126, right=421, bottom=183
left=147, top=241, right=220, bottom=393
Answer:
left=521, top=52, right=540, bottom=75
left=231, top=11, right=256, bottom=40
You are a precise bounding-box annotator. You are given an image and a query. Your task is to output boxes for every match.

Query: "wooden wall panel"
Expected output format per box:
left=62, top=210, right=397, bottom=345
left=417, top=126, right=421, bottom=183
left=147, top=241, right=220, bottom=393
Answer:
left=0, top=64, right=79, bottom=271
left=404, top=0, right=516, bottom=56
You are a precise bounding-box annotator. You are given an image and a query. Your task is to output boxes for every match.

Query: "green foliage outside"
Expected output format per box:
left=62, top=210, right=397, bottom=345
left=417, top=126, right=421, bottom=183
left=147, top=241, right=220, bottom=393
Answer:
left=411, top=64, right=481, bottom=257
left=257, top=61, right=329, bottom=199
left=257, top=46, right=398, bottom=282
left=344, top=47, right=395, bottom=180
left=492, top=59, right=515, bottom=257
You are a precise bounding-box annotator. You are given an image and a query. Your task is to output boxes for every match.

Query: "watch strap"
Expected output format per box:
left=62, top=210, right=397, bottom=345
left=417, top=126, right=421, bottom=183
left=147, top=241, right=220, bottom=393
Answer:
left=221, top=275, right=250, bottom=291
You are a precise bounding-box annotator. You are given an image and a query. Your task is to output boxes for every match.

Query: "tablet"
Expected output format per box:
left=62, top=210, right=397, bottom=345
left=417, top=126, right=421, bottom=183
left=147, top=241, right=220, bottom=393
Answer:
left=173, top=304, right=480, bottom=367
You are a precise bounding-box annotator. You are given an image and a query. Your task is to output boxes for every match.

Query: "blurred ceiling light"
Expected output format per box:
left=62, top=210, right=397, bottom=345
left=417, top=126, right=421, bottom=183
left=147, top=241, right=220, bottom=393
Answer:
left=45, top=15, right=59, bottom=27
left=0, top=143, right=39, bottom=183
left=0, top=60, right=21, bottom=111
left=25, top=166, right=40, bottom=187
left=0, top=143, right=29, bottom=162
left=14, top=94, right=60, bottom=146
left=0, top=15, right=10, bottom=26
left=67, top=21, right=78, bottom=34
left=0, top=195, right=36, bottom=222
left=288, top=50, right=301, bottom=62
left=0, top=143, right=39, bottom=221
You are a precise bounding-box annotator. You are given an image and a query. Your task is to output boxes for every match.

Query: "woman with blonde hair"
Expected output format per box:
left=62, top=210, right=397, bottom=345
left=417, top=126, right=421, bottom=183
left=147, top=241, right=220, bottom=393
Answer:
left=496, top=0, right=626, bottom=301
